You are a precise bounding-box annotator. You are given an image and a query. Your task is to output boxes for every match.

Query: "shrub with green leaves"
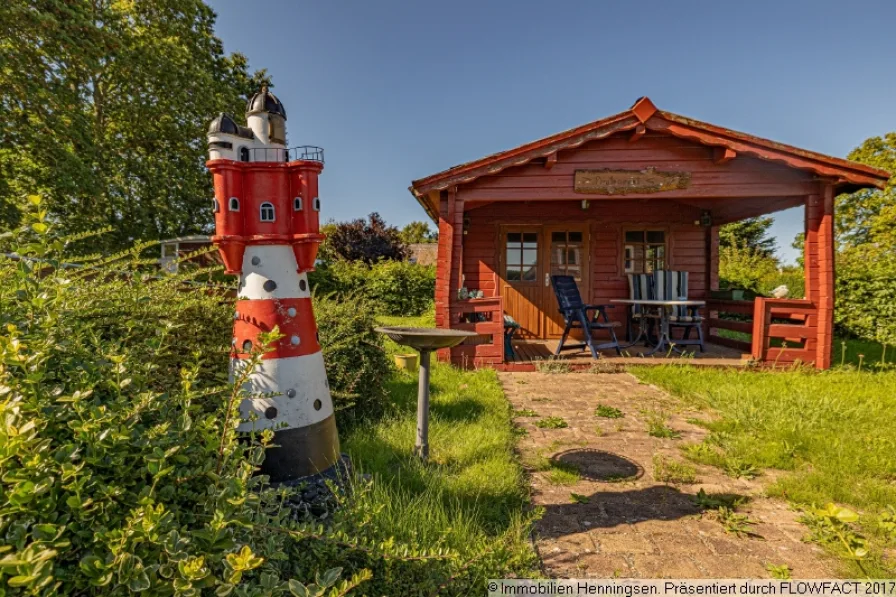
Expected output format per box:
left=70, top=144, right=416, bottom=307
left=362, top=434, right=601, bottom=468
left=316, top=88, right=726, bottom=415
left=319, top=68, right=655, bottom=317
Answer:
left=0, top=203, right=381, bottom=594
left=309, top=259, right=434, bottom=317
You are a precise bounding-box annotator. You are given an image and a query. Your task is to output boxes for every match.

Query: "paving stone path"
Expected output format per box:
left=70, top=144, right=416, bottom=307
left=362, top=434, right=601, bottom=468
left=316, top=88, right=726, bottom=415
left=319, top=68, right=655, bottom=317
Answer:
left=499, top=371, right=837, bottom=579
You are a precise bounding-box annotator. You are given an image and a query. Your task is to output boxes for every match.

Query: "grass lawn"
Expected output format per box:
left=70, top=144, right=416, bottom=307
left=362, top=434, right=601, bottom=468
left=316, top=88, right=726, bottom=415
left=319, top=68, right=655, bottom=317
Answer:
left=632, top=360, right=896, bottom=577
left=338, top=314, right=538, bottom=587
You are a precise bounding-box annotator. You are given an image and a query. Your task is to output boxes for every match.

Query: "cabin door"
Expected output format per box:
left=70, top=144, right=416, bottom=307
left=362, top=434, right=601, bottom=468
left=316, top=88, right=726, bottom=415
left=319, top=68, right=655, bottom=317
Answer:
left=498, top=225, right=589, bottom=340
left=542, top=226, right=590, bottom=338
left=498, top=226, right=543, bottom=339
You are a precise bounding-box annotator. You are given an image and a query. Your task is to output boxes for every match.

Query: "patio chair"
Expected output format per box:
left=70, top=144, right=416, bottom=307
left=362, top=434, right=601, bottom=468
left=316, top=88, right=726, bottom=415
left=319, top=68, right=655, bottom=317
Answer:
left=653, top=269, right=704, bottom=351
left=550, top=275, right=621, bottom=359
left=626, top=273, right=658, bottom=342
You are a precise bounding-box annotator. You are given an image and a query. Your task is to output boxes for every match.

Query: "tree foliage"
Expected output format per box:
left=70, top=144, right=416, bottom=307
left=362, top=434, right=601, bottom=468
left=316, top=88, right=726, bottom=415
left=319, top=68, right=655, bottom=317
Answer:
left=399, top=221, right=437, bottom=244
left=718, top=216, right=776, bottom=258
left=833, top=132, right=896, bottom=342
left=318, top=213, right=409, bottom=264
left=0, top=0, right=269, bottom=249
left=836, top=133, right=896, bottom=249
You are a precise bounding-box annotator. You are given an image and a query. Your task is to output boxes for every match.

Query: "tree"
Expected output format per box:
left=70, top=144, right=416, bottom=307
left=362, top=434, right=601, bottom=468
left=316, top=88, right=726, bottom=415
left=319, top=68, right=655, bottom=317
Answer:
left=0, top=0, right=269, bottom=250
left=319, top=213, right=409, bottom=264
left=399, top=221, right=437, bottom=244
left=718, top=216, right=777, bottom=258
left=836, top=133, right=896, bottom=249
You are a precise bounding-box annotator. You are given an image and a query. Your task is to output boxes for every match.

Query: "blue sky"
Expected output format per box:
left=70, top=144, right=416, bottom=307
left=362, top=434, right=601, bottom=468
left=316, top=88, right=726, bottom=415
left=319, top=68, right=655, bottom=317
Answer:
left=209, top=0, right=896, bottom=264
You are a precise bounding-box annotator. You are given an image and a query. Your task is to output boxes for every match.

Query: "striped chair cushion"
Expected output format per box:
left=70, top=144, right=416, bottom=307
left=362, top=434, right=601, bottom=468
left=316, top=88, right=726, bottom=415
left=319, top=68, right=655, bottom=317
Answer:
left=653, top=270, right=691, bottom=320
left=627, top=273, right=653, bottom=317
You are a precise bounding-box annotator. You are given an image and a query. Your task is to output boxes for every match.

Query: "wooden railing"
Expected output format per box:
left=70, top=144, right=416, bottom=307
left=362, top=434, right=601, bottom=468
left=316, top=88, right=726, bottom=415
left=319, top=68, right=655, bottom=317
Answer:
left=706, top=299, right=755, bottom=354
left=707, top=298, right=818, bottom=366
left=447, top=296, right=504, bottom=366
left=751, top=297, right=817, bottom=365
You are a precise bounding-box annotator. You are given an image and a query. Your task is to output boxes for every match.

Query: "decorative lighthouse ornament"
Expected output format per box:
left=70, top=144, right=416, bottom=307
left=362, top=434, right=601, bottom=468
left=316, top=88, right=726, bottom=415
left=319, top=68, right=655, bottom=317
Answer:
left=206, top=87, right=339, bottom=482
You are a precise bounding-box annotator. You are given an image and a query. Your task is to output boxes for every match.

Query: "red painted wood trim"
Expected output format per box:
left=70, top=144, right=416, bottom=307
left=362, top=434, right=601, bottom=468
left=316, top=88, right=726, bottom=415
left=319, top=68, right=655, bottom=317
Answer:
left=629, top=125, right=646, bottom=143
left=713, top=147, right=737, bottom=165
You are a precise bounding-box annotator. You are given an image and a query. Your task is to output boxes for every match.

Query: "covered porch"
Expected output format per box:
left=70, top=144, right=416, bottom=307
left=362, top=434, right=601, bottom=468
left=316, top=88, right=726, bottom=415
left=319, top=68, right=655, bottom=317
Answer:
left=409, top=98, right=889, bottom=370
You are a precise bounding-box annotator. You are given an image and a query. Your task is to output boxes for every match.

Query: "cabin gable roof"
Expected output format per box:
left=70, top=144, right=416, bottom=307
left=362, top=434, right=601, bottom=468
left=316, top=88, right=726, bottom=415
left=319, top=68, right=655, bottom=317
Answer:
left=409, top=97, right=891, bottom=221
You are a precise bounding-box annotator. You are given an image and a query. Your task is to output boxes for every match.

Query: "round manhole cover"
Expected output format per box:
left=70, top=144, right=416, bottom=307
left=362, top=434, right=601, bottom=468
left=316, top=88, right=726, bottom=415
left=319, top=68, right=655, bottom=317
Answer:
left=550, top=449, right=643, bottom=482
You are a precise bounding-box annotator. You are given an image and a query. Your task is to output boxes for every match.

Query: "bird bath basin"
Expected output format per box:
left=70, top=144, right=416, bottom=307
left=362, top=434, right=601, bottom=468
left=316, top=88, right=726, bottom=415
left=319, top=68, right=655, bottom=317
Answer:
left=375, top=327, right=477, bottom=460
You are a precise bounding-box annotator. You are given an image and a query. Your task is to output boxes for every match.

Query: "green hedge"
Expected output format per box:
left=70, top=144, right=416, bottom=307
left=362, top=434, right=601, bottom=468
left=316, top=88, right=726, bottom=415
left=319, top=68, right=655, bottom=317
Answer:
left=309, top=260, right=434, bottom=317
left=836, top=251, right=896, bottom=345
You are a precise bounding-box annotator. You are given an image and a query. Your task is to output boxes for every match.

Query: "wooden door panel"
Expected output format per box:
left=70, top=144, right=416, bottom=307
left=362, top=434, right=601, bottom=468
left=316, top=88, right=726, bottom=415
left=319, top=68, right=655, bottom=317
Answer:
left=501, top=283, right=541, bottom=338
left=498, top=226, right=543, bottom=338
left=542, top=226, right=590, bottom=338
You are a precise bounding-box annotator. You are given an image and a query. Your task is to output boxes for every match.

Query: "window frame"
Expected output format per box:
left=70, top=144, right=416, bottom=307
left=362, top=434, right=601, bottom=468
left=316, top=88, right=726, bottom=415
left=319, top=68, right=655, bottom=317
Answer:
left=259, top=202, right=276, bottom=222
left=293, top=197, right=303, bottom=211
left=621, top=227, right=669, bottom=274
left=213, top=198, right=220, bottom=213
left=229, top=197, right=240, bottom=212
left=313, top=197, right=321, bottom=212
left=501, top=227, right=540, bottom=286
left=239, top=146, right=250, bottom=162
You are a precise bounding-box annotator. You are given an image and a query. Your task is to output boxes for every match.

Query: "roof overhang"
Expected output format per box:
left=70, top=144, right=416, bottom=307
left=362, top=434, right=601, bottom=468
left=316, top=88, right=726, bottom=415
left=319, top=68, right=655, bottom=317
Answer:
left=409, top=97, right=891, bottom=222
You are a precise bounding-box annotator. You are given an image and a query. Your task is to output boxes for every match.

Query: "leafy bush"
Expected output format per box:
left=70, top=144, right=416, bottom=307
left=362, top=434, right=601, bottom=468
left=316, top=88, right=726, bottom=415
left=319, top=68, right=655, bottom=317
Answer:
left=0, top=206, right=377, bottom=595
left=0, top=202, right=529, bottom=595
left=310, top=260, right=435, bottom=317
left=314, top=296, right=391, bottom=421
left=719, top=246, right=805, bottom=298
left=836, top=249, right=896, bottom=345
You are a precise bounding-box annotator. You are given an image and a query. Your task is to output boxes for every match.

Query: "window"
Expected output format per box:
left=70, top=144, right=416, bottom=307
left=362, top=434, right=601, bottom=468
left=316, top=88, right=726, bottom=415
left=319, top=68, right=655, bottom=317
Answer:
left=550, top=231, right=584, bottom=281
left=624, top=230, right=666, bottom=273
left=213, top=198, right=220, bottom=213
left=229, top=197, right=240, bottom=211
left=313, top=197, right=320, bottom=212
left=293, top=197, right=303, bottom=211
left=260, top=202, right=275, bottom=222
left=505, top=231, right=538, bottom=282
left=239, top=147, right=250, bottom=162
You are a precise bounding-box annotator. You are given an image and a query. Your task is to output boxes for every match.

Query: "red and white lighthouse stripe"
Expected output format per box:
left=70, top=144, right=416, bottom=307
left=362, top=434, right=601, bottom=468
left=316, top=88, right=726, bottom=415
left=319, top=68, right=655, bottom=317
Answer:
left=231, top=244, right=339, bottom=481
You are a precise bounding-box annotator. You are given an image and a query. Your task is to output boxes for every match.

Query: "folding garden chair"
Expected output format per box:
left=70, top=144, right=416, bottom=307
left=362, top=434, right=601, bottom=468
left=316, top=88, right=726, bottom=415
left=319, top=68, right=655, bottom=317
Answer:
left=653, top=269, right=704, bottom=351
left=550, top=275, right=621, bottom=359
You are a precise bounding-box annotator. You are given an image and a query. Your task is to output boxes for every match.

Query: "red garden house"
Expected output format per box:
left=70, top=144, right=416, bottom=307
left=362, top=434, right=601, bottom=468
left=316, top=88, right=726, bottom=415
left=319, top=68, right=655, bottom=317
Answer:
left=409, top=98, right=890, bottom=370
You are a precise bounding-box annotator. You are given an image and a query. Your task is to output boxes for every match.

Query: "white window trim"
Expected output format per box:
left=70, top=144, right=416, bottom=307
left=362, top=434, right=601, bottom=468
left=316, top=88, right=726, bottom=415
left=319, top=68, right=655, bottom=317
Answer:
left=293, top=197, right=303, bottom=211
left=229, top=197, right=240, bottom=212
left=213, top=198, right=220, bottom=213
left=260, top=202, right=276, bottom=222
left=313, top=197, right=321, bottom=212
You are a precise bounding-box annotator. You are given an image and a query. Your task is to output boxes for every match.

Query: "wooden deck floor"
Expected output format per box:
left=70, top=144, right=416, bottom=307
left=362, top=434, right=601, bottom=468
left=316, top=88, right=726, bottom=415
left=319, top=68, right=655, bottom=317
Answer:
left=505, top=338, right=750, bottom=369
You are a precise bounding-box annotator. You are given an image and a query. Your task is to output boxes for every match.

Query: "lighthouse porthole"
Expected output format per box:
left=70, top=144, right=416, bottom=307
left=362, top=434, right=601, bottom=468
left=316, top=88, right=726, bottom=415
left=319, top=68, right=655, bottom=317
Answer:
left=313, top=399, right=322, bottom=411
left=229, top=197, right=240, bottom=211
left=242, top=340, right=252, bottom=352
left=264, top=406, right=277, bottom=420
left=287, top=307, right=297, bottom=317
left=293, top=197, right=303, bottom=211
left=299, top=279, right=307, bottom=292
left=286, top=388, right=296, bottom=398
left=263, top=280, right=277, bottom=292
left=313, top=197, right=320, bottom=211
left=260, top=202, right=275, bottom=222
left=290, top=335, right=300, bottom=346
left=251, top=256, right=261, bottom=266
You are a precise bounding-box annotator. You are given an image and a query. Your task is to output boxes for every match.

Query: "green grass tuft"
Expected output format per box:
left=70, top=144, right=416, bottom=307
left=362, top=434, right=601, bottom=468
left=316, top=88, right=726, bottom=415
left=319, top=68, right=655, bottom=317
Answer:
left=652, top=454, right=697, bottom=484
left=535, top=416, right=569, bottom=429
left=594, top=404, right=624, bottom=418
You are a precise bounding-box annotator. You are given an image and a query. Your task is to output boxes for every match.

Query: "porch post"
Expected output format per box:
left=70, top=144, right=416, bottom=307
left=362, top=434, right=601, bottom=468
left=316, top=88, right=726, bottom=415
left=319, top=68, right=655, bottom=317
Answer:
left=805, top=188, right=834, bottom=370
left=815, top=185, right=835, bottom=369
left=435, top=190, right=454, bottom=331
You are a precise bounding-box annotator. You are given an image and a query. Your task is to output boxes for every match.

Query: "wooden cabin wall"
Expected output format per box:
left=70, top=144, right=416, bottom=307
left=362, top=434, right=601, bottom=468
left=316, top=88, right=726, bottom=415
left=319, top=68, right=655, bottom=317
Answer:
left=461, top=199, right=707, bottom=325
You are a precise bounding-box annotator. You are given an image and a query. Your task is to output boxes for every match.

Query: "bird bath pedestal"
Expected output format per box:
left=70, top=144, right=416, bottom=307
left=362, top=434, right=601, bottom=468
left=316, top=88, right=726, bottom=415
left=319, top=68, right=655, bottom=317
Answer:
left=375, top=327, right=478, bottom=460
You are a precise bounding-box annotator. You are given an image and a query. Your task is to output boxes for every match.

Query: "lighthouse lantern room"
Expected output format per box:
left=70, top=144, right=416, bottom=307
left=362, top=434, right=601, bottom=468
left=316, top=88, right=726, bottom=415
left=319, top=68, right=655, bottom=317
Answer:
left=207, top=87, right=339, bottom=482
